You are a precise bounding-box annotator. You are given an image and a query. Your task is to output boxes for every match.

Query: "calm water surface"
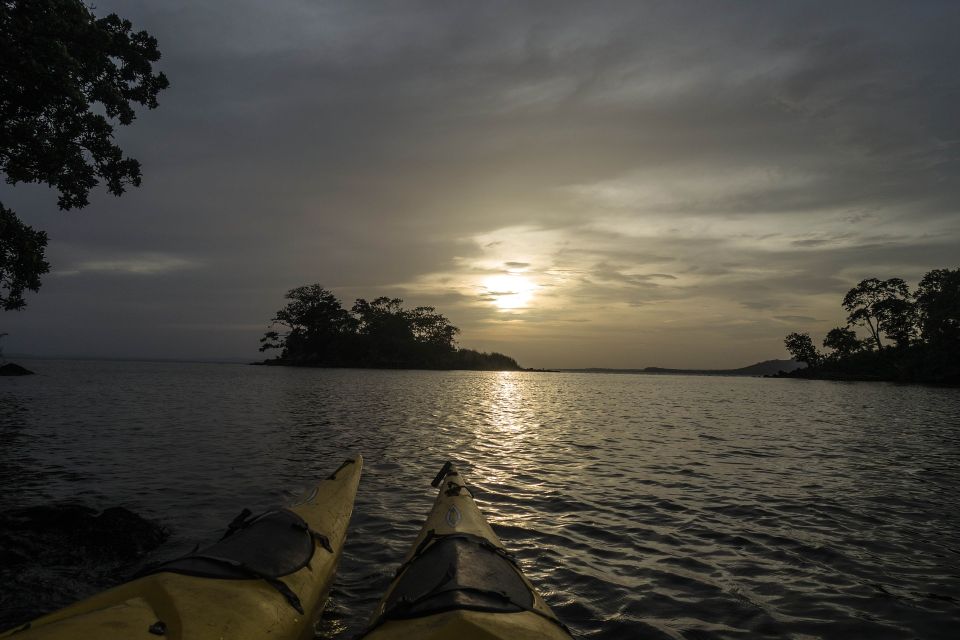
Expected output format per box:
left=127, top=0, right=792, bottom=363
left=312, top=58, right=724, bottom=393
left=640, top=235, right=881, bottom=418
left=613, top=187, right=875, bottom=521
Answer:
left=1, top=360, right=959, bottom=638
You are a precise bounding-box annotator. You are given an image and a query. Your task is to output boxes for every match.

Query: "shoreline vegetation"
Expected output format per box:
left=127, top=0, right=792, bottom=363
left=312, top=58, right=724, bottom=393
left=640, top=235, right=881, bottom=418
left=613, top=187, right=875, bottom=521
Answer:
left=560, top=359, right=804, bottom=377
left=778, top=268, right=960, bottom=386
left=256, top=284, right=522, bottom=371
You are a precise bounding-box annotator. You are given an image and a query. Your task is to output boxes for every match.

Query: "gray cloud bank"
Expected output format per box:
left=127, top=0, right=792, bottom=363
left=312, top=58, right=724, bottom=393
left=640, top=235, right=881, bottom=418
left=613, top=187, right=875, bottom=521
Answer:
left=2, top=1, right=958, bottom=367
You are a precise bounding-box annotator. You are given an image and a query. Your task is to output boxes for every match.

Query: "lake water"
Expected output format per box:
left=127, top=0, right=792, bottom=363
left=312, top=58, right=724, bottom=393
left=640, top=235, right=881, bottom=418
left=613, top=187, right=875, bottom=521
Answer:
left=1, top=360, right=959, bottom=638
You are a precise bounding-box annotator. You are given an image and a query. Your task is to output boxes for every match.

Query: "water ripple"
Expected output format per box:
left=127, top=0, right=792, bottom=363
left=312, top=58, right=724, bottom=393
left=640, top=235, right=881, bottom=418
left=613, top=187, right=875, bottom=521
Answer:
left=2, top=362, right=959, bottom=638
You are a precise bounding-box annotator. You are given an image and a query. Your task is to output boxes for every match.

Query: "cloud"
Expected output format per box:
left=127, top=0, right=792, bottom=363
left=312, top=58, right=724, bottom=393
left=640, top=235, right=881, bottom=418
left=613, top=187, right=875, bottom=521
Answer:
left=55, top=253, right=199, bottom=276
left=774, top=315, right=819, bottom=324
left=2, top=0, right=958, bottom=367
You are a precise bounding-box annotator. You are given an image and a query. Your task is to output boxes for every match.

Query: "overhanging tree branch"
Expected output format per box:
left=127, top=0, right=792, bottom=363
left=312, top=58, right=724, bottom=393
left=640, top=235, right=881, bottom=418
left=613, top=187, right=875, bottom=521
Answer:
left=0, top=0, right=169, bottom=311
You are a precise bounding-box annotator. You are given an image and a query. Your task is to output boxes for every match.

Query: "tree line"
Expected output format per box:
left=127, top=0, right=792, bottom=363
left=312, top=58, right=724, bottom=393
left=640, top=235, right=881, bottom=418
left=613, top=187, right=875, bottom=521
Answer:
left=259, top=284, right=521, bottom=371
left=784, top=268, right=960, bottom=384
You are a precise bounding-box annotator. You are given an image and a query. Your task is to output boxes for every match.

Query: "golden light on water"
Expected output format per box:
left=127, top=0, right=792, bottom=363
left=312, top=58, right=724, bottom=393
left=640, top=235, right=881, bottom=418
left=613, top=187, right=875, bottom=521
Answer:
left=482, top=274, right=537, bottom=310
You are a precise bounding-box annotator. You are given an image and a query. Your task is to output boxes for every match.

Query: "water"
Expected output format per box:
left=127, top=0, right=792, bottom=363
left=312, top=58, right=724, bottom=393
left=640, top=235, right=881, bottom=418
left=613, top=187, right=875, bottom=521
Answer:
left=2, top=360, right=959, bottom=639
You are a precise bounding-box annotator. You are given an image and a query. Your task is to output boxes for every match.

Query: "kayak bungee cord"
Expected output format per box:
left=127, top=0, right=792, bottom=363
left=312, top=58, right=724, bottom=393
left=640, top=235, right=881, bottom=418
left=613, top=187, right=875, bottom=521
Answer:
left=356, top=461, right=573, bottom=640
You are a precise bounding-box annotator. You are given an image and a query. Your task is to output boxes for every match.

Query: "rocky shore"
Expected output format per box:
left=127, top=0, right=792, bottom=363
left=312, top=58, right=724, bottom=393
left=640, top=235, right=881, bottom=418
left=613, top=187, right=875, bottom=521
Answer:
left=0, top=504, right=168, bottom=630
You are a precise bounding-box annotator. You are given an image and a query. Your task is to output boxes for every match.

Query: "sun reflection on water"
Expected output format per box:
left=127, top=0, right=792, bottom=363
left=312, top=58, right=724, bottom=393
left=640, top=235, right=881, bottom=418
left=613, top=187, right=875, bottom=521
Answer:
left=462, top=372, right=557, bottom=532
left=486, top=372, right=527, bottom=433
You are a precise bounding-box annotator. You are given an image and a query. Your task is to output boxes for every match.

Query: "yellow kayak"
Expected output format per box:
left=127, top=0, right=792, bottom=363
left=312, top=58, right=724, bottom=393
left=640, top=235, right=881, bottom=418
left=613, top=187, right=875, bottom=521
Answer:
left=358, top=461, right=572, bottom=640
left=0, top=455, right=363, bottom=640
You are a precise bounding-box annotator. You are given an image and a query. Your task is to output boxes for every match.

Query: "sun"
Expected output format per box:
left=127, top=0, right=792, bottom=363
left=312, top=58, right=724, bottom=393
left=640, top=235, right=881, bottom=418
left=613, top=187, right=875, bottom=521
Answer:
left=482, top=274, right=537, bottom=310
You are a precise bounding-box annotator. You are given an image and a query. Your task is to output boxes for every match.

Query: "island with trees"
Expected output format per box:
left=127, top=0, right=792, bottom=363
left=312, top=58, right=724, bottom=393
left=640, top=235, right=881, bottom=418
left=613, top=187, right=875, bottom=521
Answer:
left=782, top=268, right=960, bottom=385
left=257, top=284, right=522, bottom=371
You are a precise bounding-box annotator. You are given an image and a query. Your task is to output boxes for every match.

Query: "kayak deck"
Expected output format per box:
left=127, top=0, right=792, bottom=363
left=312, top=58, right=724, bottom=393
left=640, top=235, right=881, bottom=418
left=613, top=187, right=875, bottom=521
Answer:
left=360, top=462, right=571, bottom=640
left=0, top=455, right=363, bottom=640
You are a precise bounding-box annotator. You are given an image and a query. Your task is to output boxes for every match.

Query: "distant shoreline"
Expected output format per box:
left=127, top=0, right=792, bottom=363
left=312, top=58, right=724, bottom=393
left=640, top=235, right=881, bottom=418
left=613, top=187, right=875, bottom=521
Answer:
left=557, top=359, right=804, bottom=378
left=253, top=358, right=522, bottom=372
left=4, top=356, right=804, bottom=376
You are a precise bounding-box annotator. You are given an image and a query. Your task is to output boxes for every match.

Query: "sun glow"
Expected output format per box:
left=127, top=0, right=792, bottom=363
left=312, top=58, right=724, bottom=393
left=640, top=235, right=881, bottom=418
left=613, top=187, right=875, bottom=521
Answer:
left=482, top=274, right=537, bottom=310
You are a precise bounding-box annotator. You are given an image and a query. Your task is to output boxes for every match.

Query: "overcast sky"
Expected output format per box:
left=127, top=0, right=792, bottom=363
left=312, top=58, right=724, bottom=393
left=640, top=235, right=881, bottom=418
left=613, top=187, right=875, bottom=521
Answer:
left=2, top=1, right=959, bottom=368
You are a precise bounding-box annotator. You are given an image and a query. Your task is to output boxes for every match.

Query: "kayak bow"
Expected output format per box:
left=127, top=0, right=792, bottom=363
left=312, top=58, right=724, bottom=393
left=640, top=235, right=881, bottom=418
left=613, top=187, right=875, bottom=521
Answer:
left=1, top=455, right=363, bottom=640
left=359, top=461, right=572, bottom=640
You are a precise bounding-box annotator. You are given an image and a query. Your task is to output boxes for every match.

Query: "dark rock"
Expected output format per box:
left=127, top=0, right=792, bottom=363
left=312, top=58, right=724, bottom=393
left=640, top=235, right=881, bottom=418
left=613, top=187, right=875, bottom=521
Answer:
left=0, top=362, right=34, bottom=376
left=0, top=504, right=169, bottom=630
left=0, top=504, right=168, bottom=566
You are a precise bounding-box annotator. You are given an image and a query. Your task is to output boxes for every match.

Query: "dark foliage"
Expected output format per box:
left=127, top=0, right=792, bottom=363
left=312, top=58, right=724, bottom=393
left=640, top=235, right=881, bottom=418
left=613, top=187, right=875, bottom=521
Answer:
left=0, top=0, right=168, bottom=309
left=822, top=326, right=862, bottom=359
left=259, top=284, right=357, bottom=365
left=449, top=348, right=521, bottom=371
left=841, top=277, right=912, bottom=351
left=784, top=268, right=960, bottom=384
left=783, top=332, right=821, bottom=366
left=915, top=269, right=960, bottom=347
left=0, top=203, right=49, bottom=310
left=260, top=285, right=521, bottom=370
left=1, top=0, right=169, bottom=208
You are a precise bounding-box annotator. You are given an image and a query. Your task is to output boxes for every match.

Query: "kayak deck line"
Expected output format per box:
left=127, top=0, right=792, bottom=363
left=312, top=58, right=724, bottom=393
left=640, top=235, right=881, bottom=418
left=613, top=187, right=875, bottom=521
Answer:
left=359, top=461, right=573, bottom=640
left=0, top=455, right=363, bottom=640
left=327, top=457, right=359, bottom=481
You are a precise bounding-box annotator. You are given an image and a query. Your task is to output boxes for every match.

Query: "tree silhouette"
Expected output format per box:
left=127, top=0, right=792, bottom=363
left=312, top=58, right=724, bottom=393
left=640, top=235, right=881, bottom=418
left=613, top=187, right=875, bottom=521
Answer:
left=408, top=306, right=460, bottom=350
left=915, top=268, right=960, bottom=347
left=351, top=297, right=414, bottom=366
left=0, top=0, right=169, bottom=309
left=0, top=204, right=50, bottom=310
left=822, top=326, right=860, bottom=358
left=260, top=285, right=357, bottom=364
left=259, top=284, right=514, bottom=370
left=784, top=332, right=821, bottom=366
left=783, top=268, right=959, bottom=384
left=841, top=278, right=912, bottom=351
left=878, top=297, right=917, bottom=349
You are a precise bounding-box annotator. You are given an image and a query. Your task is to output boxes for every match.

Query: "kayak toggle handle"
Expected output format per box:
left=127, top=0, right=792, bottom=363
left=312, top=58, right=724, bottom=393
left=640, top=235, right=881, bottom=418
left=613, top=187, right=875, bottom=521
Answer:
left=431, top=461, right=454, bottom=487
left=310, top=530, right=334, bottom=553
left=289, top=520, right=334, bottom=553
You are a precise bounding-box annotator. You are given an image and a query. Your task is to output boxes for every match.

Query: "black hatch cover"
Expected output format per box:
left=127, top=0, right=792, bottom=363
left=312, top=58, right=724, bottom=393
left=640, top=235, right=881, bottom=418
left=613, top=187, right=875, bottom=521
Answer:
left=382, top=535, right=535, bottom=619
left=150, top=509, right=317, bottom=580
